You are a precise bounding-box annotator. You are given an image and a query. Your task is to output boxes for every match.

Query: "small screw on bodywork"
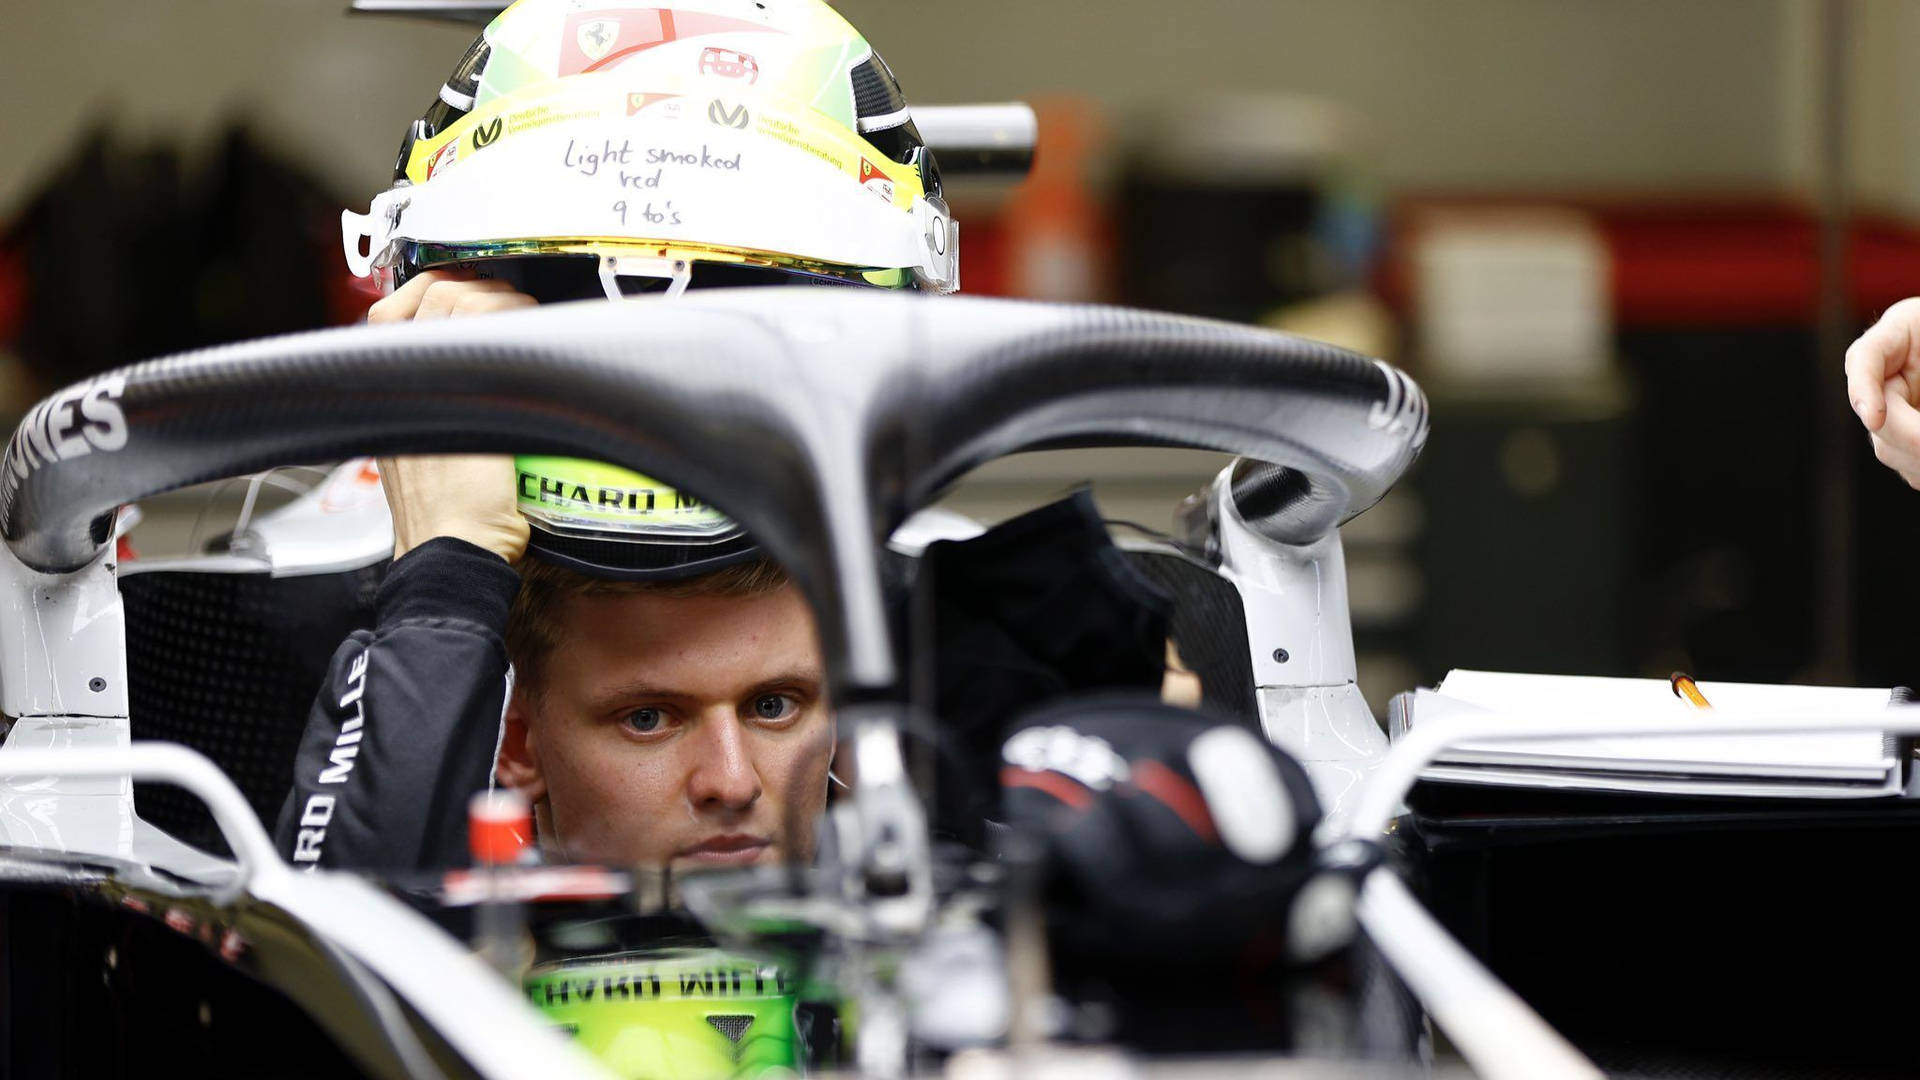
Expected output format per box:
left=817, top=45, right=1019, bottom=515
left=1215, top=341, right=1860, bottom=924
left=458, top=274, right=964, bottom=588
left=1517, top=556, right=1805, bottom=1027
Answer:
left=1272, top=648, right=1290, bottom=664
left=88, top=677, right=107, bottom=692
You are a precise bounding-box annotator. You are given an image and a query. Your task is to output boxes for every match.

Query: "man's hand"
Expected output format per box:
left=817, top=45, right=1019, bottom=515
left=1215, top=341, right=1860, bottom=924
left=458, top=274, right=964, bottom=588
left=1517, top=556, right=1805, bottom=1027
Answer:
left=1846, top=297, right=1920, bottom=489
left=380, top=455, right=528, bottom=563
left=370, top=270, right=536, bottom=563
left=368, top=268, right=536, bottom=324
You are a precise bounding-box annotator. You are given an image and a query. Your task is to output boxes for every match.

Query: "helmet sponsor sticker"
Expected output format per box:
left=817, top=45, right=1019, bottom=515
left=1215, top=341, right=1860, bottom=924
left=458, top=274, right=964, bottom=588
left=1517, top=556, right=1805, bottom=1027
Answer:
left=516, top=463, right=736, bottom=537
left=707, top=98, right=750, bottom=129
left=559, top=8, right=775, bottom=77
left=520, top=469, right=709, bottom=516
left=699, top=46, right=759, bottom=83
left=754, top=112, right=845, bottom=174
left=503, top=102, right=602, bottom=138
left=575, top=17, right=621, bottom=64
left=859, top=157, right=893, bottom=203
left=627, top=91, right=680, bottom=116
left=426, top=138, right=459, bottom=179
left=471, top=115, right=505, bottom=150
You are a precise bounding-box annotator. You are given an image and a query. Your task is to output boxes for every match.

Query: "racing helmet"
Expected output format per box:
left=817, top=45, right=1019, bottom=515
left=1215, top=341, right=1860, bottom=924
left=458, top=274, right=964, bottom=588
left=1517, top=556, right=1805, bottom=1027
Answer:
left=346, top=0, right=962, bottom=570
left=515, top=455, right=761, bottom=579
left=341, top=0, right=958, bottom=298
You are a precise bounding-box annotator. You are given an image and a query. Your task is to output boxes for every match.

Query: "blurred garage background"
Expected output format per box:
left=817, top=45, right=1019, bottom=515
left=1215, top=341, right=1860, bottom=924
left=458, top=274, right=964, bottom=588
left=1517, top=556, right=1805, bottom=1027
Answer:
left=3, top=0, right=1918, bottom=711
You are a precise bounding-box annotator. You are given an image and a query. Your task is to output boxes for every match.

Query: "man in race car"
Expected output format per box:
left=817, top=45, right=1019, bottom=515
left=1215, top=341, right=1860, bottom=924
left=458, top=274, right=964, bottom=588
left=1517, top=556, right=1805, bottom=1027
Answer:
left=285, top=437, right=834, bottom=871
left=277, top=0, right=1275, bottom=871
left=274, top=0, right=1299, bottom=879
left=276, top=0, right=957, bottom=872
left=270, top=5, right=1341, bottom=1069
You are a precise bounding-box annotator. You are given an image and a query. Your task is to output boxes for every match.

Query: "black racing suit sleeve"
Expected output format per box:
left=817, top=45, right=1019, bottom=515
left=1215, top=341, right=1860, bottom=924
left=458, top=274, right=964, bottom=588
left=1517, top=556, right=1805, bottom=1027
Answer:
left=274, top=537, right=521, bottom=871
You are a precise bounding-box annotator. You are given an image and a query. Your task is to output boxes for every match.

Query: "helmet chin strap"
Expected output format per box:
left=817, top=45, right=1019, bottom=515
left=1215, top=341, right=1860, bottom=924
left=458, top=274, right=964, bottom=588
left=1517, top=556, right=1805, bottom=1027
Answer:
left=598, top=254, right=692, bottom=300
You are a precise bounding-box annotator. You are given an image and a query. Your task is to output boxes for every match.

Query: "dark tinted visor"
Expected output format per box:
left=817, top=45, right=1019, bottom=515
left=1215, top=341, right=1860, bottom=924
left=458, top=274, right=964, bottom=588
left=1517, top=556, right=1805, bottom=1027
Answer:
left=401, top=251, right=870, bottom=303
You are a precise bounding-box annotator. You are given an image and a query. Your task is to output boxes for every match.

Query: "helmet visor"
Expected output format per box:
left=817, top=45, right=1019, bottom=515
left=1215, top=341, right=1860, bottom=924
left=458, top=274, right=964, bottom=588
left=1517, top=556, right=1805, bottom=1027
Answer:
left=403, top=245, right=891, bottom=301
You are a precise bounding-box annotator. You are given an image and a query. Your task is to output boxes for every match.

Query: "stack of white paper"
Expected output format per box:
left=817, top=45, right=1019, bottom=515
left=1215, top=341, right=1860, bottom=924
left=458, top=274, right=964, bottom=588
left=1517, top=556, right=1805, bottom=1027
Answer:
left=1401, top=670, right=1905, bottom=798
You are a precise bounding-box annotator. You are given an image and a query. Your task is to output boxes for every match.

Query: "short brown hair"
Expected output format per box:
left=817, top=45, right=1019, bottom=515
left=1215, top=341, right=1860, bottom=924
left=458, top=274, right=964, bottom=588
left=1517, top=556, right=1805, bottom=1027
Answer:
left=507, top=556, right=790, bottom=689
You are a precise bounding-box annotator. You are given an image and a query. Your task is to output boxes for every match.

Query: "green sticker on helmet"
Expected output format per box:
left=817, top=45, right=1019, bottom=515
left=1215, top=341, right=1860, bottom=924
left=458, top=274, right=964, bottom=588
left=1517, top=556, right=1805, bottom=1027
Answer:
left=516, top=456, right=739, bottom=541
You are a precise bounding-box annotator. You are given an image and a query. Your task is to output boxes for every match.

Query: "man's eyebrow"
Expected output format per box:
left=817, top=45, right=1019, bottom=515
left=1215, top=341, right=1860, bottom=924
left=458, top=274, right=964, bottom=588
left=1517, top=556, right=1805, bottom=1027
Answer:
left=744, top=669, right=827, bottom=696
left=583, top=680, right=688, bottom=708
left=583, top=668, right=827, bottom=711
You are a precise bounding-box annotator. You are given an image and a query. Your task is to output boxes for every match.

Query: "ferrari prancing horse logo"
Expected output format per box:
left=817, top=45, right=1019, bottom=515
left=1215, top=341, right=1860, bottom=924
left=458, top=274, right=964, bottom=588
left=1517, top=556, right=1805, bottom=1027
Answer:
left=576, top=18, right=619, bottom=62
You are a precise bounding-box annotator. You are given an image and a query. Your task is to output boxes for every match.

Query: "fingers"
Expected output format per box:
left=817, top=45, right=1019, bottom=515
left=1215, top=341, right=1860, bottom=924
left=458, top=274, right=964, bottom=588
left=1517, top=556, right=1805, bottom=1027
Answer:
left=1846, top=297, right=1920, bottom=431
left=364, top=269, right=537, bottom=563
left=382, top=454, right=529, bottom=563
left=366, top=269, right=536, bottom=323
left=1870, top=432, right=1920, bottom=490
left=367, top=269, right=465, bottom=323
left=414, top=277, right=537, bottom=321
left=1872, top=388, right=1920, bottom=489
left=1845, top=339, right=1888, bottom=431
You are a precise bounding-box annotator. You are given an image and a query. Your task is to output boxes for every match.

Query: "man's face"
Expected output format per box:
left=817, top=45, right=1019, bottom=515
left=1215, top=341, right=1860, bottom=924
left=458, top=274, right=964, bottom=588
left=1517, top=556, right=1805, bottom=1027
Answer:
left=508, top=582, right=832, bottom=869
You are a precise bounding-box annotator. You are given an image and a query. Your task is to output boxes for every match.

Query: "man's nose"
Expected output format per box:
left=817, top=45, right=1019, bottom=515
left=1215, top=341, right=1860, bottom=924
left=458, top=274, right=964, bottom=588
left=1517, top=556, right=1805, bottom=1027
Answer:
left=686, top=713, right=763, bottom=812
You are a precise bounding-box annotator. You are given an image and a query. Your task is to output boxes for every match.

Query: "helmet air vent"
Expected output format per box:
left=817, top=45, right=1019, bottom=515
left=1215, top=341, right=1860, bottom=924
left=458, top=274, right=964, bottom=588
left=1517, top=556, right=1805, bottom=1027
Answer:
left=851, top=53, right=910, bottom=134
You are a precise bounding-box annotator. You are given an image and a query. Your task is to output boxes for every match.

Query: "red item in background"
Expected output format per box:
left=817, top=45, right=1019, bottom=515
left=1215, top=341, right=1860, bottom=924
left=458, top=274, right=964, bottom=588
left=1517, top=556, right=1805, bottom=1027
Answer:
left=1847, top=216, right=1920, bottom=317
left=0, top=240, right=25, bottom=345
left=468, top=790, right=533, bottom=865
left=953, top=207, right=1009, bottom=296
left=325, top=230, right=387, bottom=326
left=993, top=97, right=1112, bottom=302
left=1602, top=204, right=1819, bottom=326
left=1377, top=195, right=1920, bottom=329
left=327, top=268, right=385, bottom=326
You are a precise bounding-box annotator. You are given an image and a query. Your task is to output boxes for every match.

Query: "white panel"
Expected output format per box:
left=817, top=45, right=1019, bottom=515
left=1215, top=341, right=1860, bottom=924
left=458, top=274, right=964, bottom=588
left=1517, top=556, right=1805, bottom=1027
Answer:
left=0, top=545, right=128, bottom=726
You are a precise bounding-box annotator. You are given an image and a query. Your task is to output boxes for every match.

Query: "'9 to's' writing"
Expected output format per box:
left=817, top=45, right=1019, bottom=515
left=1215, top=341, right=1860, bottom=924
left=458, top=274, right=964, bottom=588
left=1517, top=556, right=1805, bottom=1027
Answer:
left=612, top=200, right=681, bottom=226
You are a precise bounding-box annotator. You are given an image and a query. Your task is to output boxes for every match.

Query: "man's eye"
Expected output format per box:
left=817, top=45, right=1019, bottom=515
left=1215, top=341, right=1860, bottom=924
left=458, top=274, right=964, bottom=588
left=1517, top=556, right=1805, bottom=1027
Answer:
left=624, top=707, right=666, bottom=733
left=752, top=694, right=798, bottom=722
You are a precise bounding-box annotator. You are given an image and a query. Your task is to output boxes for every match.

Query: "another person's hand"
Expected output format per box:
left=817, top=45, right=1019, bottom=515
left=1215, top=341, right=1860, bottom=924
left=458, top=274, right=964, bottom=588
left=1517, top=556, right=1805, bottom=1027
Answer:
left=369, top=269, right=536, bottom=563
left=1846, top=297, right=1920, bottom=488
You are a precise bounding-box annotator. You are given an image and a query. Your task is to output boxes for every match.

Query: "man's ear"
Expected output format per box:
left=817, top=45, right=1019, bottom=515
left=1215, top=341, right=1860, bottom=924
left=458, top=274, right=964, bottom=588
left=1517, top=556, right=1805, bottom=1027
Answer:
left=495, top=685, right=548, bottom=803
